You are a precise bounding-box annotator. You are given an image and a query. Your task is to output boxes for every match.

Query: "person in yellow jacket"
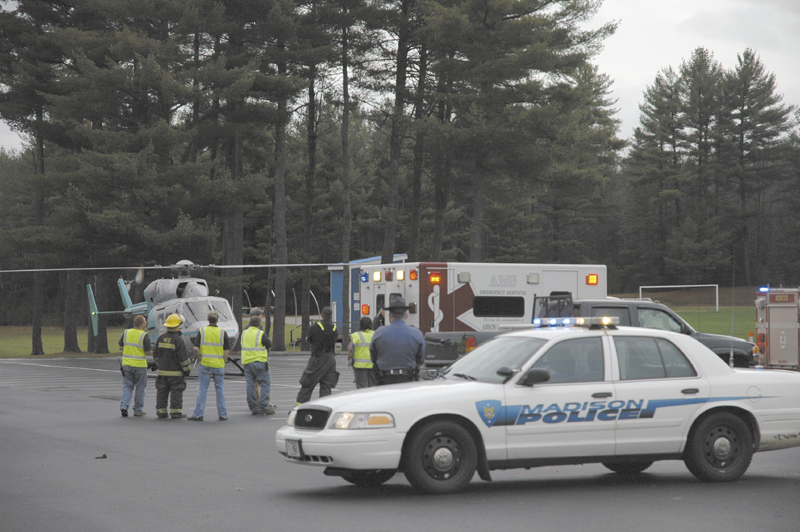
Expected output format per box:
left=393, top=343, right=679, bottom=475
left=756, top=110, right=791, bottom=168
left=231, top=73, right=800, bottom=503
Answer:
left=118, top=315, right=153, bottom=417
left=188, top=310, right=230, bottom=421
left=347, top=317, right=376, bottom=388
left=242, top=308, right=276, bottom=415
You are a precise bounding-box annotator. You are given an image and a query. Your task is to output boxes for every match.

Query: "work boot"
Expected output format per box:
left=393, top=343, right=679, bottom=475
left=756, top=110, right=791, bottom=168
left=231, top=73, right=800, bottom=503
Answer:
left=218, top=416, right=227, bottom=421
left=171, top=413, right=187, bottom=419
left=264, top=404, right=276, bottom=415
left=157, top=413, right=169, bottom=419
left=121, top=409, right=128, bottom=417
left=188, top=416, right=203, bottom=421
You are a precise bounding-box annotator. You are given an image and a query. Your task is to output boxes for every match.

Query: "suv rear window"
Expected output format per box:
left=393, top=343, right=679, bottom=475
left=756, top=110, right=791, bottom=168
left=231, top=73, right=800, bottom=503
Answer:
left=591, top=306, right=631, bottom=326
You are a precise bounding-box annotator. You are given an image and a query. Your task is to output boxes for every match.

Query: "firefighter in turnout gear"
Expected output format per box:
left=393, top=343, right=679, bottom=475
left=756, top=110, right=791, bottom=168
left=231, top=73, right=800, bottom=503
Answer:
left=154, top=314, right=192, bottom=419
left=295, top=306, right=339, bottom=404
left=348, top=317, right=376, bottom=388
left=118, top=315, right=153, bottom=417
left=242, top=308, right=276, bottom=415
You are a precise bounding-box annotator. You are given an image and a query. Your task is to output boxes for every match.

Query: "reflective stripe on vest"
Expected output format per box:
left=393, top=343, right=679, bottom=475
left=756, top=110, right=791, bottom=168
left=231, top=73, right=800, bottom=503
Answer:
left=122, top=329, right=148, bottom=368
left=241, top=327, right=268, bottom=365
left=350, top=330, right=374, bottom=368
left=318, top=322, right=337, bottom=332
left=199, top=326, right=225, bottom=368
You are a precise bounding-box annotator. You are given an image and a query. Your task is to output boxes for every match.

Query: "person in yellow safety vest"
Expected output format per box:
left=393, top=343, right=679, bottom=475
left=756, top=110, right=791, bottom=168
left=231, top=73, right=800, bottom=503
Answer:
left=348, top=316, right=376, bottom=388
left=154, top=314, right=192, bottom=419
left=188, top=310, right=231, bottom=421
left=118, top=315, right=153, bottom=417
left=242, top=308, right=276, bottom=415
left=295, top=306, right=339, bottom=404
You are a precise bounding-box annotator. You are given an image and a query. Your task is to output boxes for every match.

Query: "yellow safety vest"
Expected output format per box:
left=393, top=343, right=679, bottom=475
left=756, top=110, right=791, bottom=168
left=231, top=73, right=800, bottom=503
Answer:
left=241, top=326, right=268, bottom=365
left=350, top=330, right=374, bottom=368
left=199, top=326, right=225, bottom=368
left=122, top=328, right=148, bottom=368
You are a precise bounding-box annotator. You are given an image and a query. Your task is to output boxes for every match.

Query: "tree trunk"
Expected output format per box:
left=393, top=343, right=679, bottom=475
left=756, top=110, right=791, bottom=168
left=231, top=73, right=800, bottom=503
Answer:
left=30, top=104, right=45, bottom=356
left=272, top=81, right=289, bottom=351
left=63, top=270, right=81, bottom=353
left=301, top=68, right=318, bottom=350
left=408, top=40, right=427, bottom=262
left=341, top=22, right=353, bottom=335
left=469, top=162, right=486, bottom=261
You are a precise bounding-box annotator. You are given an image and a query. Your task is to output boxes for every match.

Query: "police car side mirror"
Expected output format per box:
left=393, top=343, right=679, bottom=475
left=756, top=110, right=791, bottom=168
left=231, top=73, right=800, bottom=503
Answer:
left=519, top=368, right=550, bottom=387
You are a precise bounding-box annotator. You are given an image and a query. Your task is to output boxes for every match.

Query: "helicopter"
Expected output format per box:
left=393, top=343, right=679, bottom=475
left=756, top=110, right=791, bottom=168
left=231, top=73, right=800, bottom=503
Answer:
left=87, top=260, right=243, bottom=373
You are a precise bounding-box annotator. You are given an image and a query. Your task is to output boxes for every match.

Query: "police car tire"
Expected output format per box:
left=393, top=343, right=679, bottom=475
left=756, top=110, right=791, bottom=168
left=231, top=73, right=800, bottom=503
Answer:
left=341, top=469, right=396, bottom=487
left=601, top=461, right=653, bottom=475
left=403, top=420, right=477, bottom=495
left=684, top=412, right=753, bottom=482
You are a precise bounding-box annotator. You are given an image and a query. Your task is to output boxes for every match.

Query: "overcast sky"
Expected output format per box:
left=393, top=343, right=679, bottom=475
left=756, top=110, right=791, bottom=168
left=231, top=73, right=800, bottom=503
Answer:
left=2, top=0, right=799, bottom=153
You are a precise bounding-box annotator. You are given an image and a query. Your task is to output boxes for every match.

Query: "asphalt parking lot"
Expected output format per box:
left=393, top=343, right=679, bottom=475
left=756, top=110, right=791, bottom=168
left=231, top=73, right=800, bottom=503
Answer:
left=1, top=354, right=799, bottom=532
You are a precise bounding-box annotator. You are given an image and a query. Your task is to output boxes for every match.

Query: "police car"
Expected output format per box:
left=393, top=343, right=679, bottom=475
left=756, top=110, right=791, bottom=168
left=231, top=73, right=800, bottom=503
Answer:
left=275, top=317, right=800, bottom=494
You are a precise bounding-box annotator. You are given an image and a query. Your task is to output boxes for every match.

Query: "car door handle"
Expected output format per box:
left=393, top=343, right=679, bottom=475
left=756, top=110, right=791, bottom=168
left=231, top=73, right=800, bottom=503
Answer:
left=592, top=392, right=612, bottom=398
left=681, top=388, right=700, bottom=395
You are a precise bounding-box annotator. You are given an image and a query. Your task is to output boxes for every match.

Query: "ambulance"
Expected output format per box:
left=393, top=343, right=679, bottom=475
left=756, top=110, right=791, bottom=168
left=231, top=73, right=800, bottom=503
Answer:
left=358, top=262, right=607, bottom=335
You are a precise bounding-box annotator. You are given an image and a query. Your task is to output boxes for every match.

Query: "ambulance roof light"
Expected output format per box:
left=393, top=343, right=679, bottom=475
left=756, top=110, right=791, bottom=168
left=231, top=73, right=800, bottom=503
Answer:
left=373, top=271, right=382, bottom=282
left=758, top=286, right=770, bottom=293
left=396, top=269, right=405, bottom=281
left=586, top=273, right=599, bottom=286
left=429, top=272, right=442, bottom=285
left=360, top=271, right=369, bottom=283
left=409, top=269, right=418, bottom=281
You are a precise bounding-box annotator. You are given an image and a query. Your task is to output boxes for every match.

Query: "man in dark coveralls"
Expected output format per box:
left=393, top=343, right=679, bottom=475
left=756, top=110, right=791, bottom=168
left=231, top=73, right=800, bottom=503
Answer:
left=295, top=306, right=339, bottom=404
left=370, top=296, right=425, bottom=385
left=153, top=314, right=192, bottom=419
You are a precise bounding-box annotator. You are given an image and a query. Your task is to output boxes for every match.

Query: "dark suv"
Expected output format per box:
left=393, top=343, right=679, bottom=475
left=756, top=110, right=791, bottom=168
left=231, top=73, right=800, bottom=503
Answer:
left=535, top=293, right=757, bottom=368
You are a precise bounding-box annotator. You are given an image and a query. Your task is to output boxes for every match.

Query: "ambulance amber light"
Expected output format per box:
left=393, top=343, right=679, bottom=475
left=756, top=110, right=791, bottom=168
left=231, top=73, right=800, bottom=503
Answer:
left=586, top=273, right=599, bottom=286
left=409, top=269, right=418, bottom=281
left=429, top=272, right=442, bottom=284
left=373, top=271, right=382, bottom=282
left=361, top=304, right=370, bottom=316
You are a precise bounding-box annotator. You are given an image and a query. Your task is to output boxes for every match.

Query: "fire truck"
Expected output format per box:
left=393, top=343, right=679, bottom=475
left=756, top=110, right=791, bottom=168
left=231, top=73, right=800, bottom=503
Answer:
left=755, top=287, right=800, bottom=369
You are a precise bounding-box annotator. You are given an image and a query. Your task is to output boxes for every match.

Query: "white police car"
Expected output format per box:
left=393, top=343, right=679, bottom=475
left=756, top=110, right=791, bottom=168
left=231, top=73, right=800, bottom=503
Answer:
left=276, top=318, right=800, bottom=494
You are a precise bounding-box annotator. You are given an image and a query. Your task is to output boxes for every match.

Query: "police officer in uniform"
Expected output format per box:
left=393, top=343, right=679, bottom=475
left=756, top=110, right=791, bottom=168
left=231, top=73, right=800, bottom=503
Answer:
left=242, top=308, right=276, bottom=415
left=295, top=306, right=339, bottom=404
left=153, top=314, right=192, bottom=419
left=370, top=296, right=425, bottom=385
left=189, top=310, right=230, bottom=421
left=348, top=317, right=376, bottom=388
left=118, top=315, right=153, bottom=417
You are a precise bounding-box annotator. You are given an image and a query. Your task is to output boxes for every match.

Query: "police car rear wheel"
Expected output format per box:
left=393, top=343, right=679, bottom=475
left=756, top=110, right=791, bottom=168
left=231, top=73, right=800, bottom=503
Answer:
left=684, top=412, right=753, bottom=482
left=602, top=461, right=653, bottom=474
left=341, top=469, right=396, bottom=487
left=404, top=420, right=477, bottom=494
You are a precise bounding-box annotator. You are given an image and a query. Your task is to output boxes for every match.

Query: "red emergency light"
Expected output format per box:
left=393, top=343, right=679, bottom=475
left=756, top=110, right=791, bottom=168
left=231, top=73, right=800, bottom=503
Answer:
left=385, top=270, right=393, bottom=281
left=409, top=269, right=418, bottom=281
left=586, top=273, right=599, bottom=286
left=361, top=304, right=370, bottom=316
left=429, top=272, right=442, bottom=285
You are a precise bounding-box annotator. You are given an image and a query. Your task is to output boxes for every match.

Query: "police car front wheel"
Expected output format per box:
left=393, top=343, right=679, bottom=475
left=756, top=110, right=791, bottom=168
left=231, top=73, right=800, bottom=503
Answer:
left=684, top=412, right=754, bottom=482
left=403, top=420, right=477, bottom=494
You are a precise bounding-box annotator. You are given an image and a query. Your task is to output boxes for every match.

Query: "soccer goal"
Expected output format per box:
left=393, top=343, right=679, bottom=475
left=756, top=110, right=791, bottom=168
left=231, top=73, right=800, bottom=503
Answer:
left=638, top=284, right=719, bottom=312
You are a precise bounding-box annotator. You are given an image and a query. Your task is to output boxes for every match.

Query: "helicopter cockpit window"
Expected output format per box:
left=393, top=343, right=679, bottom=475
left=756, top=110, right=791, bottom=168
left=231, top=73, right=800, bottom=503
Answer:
left=184, top=302, right=207, bottom=323
left=211, top=300, right=233, bottom=321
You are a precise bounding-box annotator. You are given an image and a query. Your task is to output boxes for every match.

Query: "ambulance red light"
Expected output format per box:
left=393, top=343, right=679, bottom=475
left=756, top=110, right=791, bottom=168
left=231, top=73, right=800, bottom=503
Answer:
left=385, top=270, right=393, bottom=281
left=586, top=273, right=599, bottom=286
left=429, top=272, right=442, bottom=285
left=465, top=336, right=477, bottom=352
left=361, top=304, right=370, bottom=316
left=409, top=269, right=418, bottom=281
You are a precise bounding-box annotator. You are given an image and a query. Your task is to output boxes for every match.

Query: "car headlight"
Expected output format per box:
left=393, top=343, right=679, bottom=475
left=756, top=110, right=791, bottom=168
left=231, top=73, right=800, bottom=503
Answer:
left=286, top=409, right=297, bottom=427
left=329, top=412, right=395, bottom=429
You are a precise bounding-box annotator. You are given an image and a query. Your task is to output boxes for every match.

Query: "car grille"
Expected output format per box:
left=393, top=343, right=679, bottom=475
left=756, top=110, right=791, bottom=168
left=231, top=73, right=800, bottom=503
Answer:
left=294, top=407, right=331, bottom=430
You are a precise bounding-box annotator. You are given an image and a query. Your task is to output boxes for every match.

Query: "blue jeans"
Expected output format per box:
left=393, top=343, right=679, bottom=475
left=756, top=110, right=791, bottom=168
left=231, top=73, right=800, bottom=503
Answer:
left=192, top=365, right=226, bottom=418
left=121, top=365, right=147, bottom=413
left=244, top=361, right=271, bottom=412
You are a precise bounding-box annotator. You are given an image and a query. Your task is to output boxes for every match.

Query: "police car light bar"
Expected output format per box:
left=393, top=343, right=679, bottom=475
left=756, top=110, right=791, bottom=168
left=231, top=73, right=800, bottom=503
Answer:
left=531, top=316, right=620, bottom=328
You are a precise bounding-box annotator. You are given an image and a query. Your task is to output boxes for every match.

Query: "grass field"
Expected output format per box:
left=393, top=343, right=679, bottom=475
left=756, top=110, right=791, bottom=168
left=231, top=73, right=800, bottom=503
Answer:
left=0, top=319, right=306, bottom=359
left=0, top=306, right=759, bottom=358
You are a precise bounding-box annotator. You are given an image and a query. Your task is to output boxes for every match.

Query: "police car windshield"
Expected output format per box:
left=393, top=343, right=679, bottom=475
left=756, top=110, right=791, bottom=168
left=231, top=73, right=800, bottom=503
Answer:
left=443, top=336, right=548, bottom=384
